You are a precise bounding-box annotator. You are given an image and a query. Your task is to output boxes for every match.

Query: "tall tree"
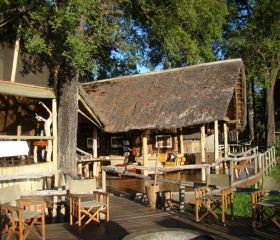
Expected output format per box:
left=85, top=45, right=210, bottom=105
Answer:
left=226, top=0, right=280, bottom=147
left=126, top=0, right=228, bottom=68
left=0, top=0, right=142, bottom=175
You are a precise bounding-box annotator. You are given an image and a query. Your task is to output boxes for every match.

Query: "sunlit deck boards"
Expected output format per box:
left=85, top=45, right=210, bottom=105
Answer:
left=45, top=195, right=280, bottom=240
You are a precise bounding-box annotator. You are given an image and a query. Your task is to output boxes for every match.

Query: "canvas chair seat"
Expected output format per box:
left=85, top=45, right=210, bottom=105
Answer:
left=257, top=200, right=280, bottom=208
left=80, top=200, right=105, bottom=209
left=7, top=210, right=39, bottom=222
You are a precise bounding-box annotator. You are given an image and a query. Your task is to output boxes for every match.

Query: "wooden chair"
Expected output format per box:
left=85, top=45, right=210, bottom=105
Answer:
left=69, top=178, right=109, bottom=230
left=251, top=176, right=280, bottom=229
left=195, top=174, right=233, bottom=225
left=0, top=185, right=46, bottom=240
left=233, top=159, right=250, bottom=179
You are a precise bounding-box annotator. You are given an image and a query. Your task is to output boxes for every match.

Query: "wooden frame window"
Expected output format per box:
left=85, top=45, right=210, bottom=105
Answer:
left=155, top=135, right=173, bottom=149
left=111, top=136, right=123, bottom=148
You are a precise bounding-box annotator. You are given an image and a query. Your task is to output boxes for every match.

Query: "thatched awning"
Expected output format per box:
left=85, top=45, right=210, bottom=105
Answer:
left=83, top=59, right=246, bottom=133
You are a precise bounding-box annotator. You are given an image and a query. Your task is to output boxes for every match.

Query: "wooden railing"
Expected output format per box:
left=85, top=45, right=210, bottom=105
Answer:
left=76, top=148, right=101, bottom=179
left=211, top=146, right=276, bottom=186
left=0, top=161, right=55, bottom=191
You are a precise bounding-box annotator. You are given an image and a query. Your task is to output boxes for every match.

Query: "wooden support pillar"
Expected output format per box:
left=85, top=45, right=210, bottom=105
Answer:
left=214, top=121, right=219, bottom=173
left=179, top=128, right=184, bottom=155
left=11, top=37, right=20, bottom=82
left=223, top=123, right=228, bottom=158
left=142, top=130, right=149, bottom=176
left=52, top=99, right=58, bottom=187
left=92, top=128, right=98, bottom=158
left=102, top=169, right=106, bottom=192
left=200, top=125, right=206, bottom=163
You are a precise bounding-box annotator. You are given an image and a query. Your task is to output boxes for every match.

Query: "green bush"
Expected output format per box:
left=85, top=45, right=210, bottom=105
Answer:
left=267, top=164, right=280, bottom=176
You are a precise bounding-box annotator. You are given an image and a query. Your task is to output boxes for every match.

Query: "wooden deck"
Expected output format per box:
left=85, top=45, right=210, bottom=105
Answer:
left=44, top=194, right=280, bottom=240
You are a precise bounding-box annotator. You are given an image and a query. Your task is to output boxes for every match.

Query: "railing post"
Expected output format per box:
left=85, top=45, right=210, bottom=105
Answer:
left=258, top=153, right=262, bottom=170
left=201, top=167, right=206, bottom=182
left=102, top=169, right=106, bottom=192
left=179, top=183, right=185, bottom=212
left=230, top=160, right=234, bottom=184
left=254, top=155, right=258, bottom=175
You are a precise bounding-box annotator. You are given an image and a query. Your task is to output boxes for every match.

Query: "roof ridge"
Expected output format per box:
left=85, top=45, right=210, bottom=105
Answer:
left=83, top=58, right=243, bottom=85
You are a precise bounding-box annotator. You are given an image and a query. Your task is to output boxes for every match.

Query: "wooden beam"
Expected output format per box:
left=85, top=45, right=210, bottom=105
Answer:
left=0, top=80, right=55, bottom=99
left=78, top=109, right=98, bottom=126
left=93, top=127, right=98, bottom=158
left=223, top=123, right=228, bottom=158
left=102, top=169, right=106, bottom=192
left=52, top=99, right=58, bottom=186
left=214, top=121, right=219, bottom=161
left=142, top=130, right=149, bottom=176
left=200, top=125, right=206, bottom=163
left=214, top=121, right=219, bottom=173
left=0, top=135, right=54, bottom=140
left=78, top=95, right=102, bottom=128
left=179, top=128, right=184, bottom=155
left=11, top=37, right=20, bottom=82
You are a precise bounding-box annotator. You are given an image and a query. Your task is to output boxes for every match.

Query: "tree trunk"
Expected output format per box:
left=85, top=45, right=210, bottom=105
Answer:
left=266, top=81, right=276, bottom=147
left=57, top=72, right=79, bottom=176
left=247, top=80, right=254, bottom=142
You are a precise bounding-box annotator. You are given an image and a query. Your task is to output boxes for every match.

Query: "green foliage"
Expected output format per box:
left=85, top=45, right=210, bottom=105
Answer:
left=0, top=0, right=143, bottom=79
left=267, top=164, right=280, bottom=177
left=233, top=192, right=251, bottom=217
left=127, top=0, right=228, bottom=68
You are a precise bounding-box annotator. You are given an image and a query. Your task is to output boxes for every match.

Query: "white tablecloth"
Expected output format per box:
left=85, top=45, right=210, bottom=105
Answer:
left=0, top=141, right=29, bottom=157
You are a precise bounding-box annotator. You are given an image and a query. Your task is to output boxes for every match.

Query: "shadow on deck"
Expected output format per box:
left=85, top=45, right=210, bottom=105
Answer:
left=45, top=195, right=280, bottom=240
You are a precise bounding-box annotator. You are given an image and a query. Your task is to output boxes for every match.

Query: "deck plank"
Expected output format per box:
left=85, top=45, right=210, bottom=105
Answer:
left=43, top=194, right=280, bottom=240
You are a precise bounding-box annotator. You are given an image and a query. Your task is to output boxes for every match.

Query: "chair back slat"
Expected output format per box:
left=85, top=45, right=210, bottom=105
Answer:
left=69, top=178, right=97, bottom=194
left=263, top=176, right=280, bottom=191
left=0, top=185, right=21, bottom=205
left=207, top=174, right=231, bottom=188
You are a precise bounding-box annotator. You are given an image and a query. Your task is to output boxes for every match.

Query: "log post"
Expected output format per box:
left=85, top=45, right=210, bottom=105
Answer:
left=11, top=37, right=20, bottom=82
left=201, top=167, right=206, bottom=182
left=214, top=121, right=219, bottom=173
left=179, top=128, right=184, bottom=155
left=93, top=128, right=98, bottom=158
left=200, top=125, right=206, bottom=163
left=102, top=169, right=106, bottom=192
left=223, top=123, right=228, bottom=158
left=52, top=99, right=59, bottom=187
left=142, top=130, right=149, bottom=176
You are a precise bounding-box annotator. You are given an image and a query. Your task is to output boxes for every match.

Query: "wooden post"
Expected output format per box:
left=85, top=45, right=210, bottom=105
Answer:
left=201, top=167, right=206, bottom=182
left=93, top=128, right=98, bottom=158
left=179, top=128, right=184, bottom=155
left=17, top=125, right=21, bottom=139
left=142, top=130, right=149, bottom=176
left=200, top=125, right=206, bottom=163
left=102, top=169, right=106, bottom=192
left=11, top=37, right=20, bottom=82
left=223, top=123, right=228, bottom=158
left=230, top=160, right=234, bottom=184
left=52, top=99, right=58, bottom=186
left=214, top=121, right=219, bottom=173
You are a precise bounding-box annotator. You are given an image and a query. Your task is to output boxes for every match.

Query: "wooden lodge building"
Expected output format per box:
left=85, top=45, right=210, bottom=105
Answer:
left=81, top=59, right=247, bottom=173
left=0, top=40, right=247, bottom=190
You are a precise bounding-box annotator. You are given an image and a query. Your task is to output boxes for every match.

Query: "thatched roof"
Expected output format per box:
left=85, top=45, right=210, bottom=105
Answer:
left=83, top=59, right=246, bottom=133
